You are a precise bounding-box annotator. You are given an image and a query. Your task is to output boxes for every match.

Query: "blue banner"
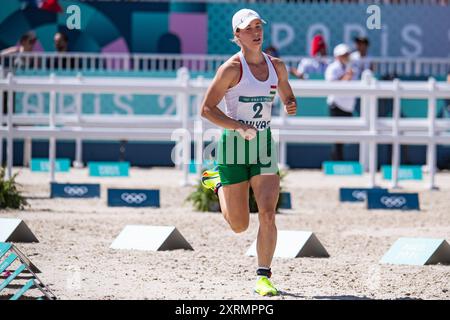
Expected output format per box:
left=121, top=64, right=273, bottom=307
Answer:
left=278, top=192, right=292, bottom=209
left=208, top=4, right=450, bottom=58
left=339, top=187, right=388, bottom=202
left=381, top=165, right=423, bottom=180
left=323, top=161, right=363, bottom=175
left=30, top=158, right=70, bottom=172
left=88, top=161, right=129, bottom=177
left=367, top=192, right=420, bottom=210
left=50, top=183, right=100, bottom=198
left=107, top=189, right=160, bottom=207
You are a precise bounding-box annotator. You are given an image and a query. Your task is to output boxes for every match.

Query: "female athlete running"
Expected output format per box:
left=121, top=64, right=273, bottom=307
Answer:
left=200, top=8, right=297, bottom=296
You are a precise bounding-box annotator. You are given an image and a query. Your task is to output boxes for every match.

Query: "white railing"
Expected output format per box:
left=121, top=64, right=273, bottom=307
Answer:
left=2, top=52, right=450, bottom=77
left=0, top=69, right=449, bottom=189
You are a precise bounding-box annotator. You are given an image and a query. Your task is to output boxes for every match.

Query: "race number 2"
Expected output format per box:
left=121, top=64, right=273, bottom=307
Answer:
left=253, top=103, right=263, bottom=118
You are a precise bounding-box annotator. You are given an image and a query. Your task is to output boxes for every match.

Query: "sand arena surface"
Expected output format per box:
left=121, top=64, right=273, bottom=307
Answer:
left=1, top=167, right=449, bottom=300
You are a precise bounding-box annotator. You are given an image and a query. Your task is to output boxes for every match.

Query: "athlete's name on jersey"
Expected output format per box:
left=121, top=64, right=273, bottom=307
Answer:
left=238, top=119, right=270, bottom=130
left=239, top=96, right=274, bottom=103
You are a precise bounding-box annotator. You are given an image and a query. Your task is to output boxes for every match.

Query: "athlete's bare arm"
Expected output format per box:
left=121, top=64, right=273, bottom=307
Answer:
left=201, top=57, right=257, bottom=140
left=270, top=57, right=297, bottom=116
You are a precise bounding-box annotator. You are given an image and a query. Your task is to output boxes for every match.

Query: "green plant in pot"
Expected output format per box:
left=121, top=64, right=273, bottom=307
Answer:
left=0, top=168, right=28, bottom=210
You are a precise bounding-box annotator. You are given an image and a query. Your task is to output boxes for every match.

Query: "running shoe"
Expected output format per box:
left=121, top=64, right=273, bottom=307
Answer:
left=201, top=167, right=221, bottom=191
left=254, top=276, right=279, bottom=296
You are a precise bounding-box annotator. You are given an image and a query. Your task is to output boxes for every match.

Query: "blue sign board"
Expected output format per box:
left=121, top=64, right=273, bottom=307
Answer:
left=323, top=161, right=363, bottom=176
left=278, top=192, right=292, bottom=209
left=31, top=158, right=71, bottom=172
left=50, top=183, right=100, bottom=198
left=382, top=165, right=423, bottom=180
left=367, top=192, right=420, bottom=210
left=89, top=162, right=130, bottom=177
left=339, top=188, right=388, bottom=202
left=107, top=189, right=160, bottom=207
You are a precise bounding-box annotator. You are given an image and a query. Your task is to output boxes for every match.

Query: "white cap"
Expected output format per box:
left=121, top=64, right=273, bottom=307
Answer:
left=333, top=43, right=351, bottom=57
left=232, top=9, right=266, bottom=33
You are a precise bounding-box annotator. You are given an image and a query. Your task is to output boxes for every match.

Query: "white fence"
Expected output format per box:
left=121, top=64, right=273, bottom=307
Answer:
left=2, top=52, right=450, bottom=77
left=0, top=69, right=449, bottom=189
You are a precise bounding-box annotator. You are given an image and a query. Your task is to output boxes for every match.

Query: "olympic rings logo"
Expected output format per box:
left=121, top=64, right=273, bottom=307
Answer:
left=64, top=186, right=88, bottom=196
left=380, top=196, right=407, bottom=208
left=120, top=193, right=147, bottom=204
left=351, top=190, right=367, bottom=201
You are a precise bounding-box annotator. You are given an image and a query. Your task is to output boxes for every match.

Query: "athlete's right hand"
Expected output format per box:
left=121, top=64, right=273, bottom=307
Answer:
left=236, top=123, right=257, bottom=140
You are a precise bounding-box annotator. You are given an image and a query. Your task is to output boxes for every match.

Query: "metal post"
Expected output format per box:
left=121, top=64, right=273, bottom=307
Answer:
left=49, top=73, right=56, bottom=182
left=368, top=77, right=378, bottom=188
left=426, top=77, right=438, bottom=190
left=23, top=138, right=32, bottom=167
left=177, top=67, right=191, bottom=186
left=194, top=76, right=205, bottom=179
left=360, top=71, right=372, bottom=172
left=194, top=115, right=203, bottom=180
left=6, top=73, right=14, bottom=179
left=73, top=73, right=84, bottom=168
left=391, top=79, right=401, bottom=189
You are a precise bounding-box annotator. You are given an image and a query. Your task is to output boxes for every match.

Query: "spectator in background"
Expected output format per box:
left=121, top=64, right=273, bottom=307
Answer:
left=53, top=31, right=75, bottom=70
left=54, top=32, right=68, bottom=53
left=291, top=34, right=328, bottom=79
left=1, top=32, right=37, bottom=115
left=350, top=36, right=373, bottom=80
left=325, top=43, right=356, bottom=161
left=264, top=45, right=279, bottom=58
left=1, top=32, right=36, bottom=70
left=0, top=31, right=36, bottom=56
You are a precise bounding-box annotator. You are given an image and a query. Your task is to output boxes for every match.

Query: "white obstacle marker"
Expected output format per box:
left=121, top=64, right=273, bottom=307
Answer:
left=380, top=238, right=450, bottom=266
left=246, top=230, right=329, bottom=258
left=110, top=225, right=193, bottom=251
left=0, top=218, right=38, bottom=243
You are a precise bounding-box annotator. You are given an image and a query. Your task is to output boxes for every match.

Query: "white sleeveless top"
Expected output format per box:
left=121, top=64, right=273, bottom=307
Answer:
left=224, top=51, right=278, bottom=131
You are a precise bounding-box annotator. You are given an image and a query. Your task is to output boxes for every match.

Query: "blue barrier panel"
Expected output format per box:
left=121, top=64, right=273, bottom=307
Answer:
left=30, top=158, right=70, bottom=172
left=278, top=192, right=292, bottom=209
left=339, top=188, right=388, bottom=202
left=107, top=189, right=160, bottom=207
left=381, top=165, right=423, bottom=180
left=88, top=162, right=129, bottom=177
left=323, top=161, right=363, bottom=176
left=50, top=183, right=100, bottom=198
left=367, top=192, right=420, bottom=210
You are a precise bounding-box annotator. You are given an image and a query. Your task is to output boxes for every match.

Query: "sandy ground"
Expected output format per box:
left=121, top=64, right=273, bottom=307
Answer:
left=1, top=167, right=449, bottom=300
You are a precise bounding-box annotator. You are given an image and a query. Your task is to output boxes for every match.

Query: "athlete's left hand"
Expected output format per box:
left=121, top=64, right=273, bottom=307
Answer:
left=285, top=100, right=297, bottom=116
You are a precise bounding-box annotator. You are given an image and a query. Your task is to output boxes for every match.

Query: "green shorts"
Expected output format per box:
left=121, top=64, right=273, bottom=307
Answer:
left=217, top=127, right=279, bottom=186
